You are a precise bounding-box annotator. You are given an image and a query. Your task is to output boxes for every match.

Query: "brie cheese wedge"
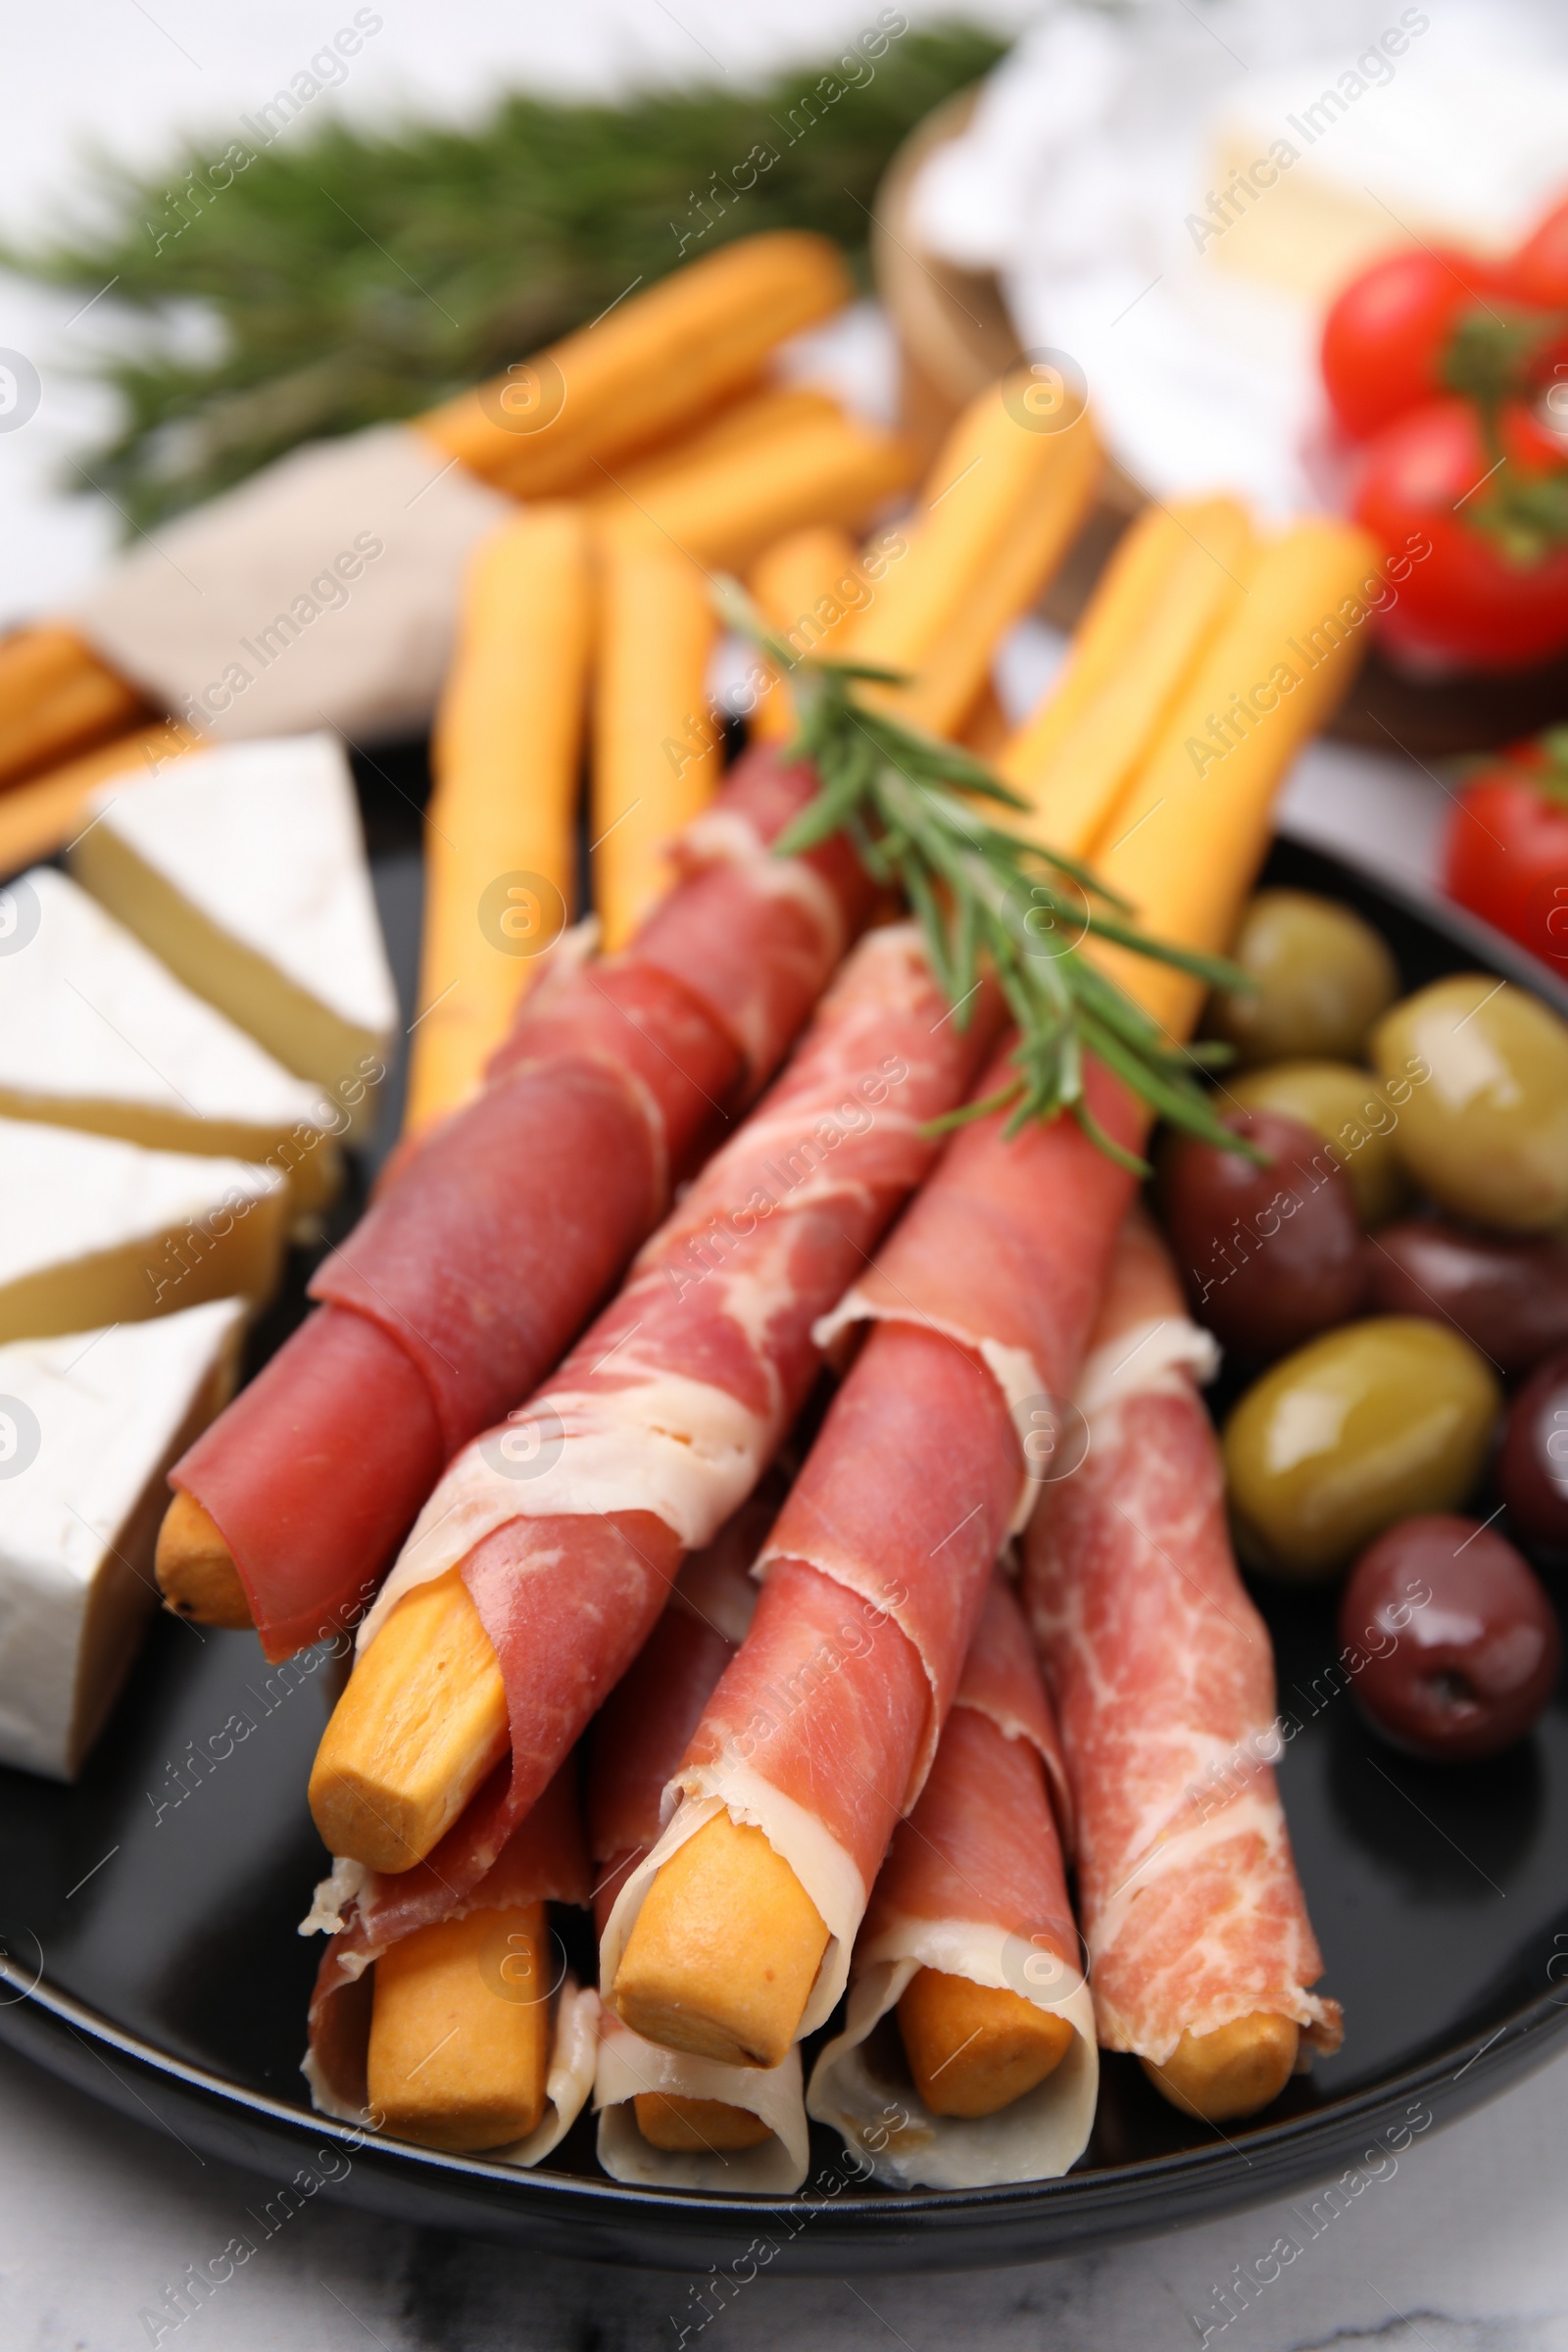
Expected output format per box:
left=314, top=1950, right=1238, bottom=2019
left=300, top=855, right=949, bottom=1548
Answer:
left=0, top=867, right=341, bottom=1214
left=0, top=1117, right=286, bottom=1345
left=70, top=732, right=398, bottom=1128
left=0, top=1298, right=245, bottom=1779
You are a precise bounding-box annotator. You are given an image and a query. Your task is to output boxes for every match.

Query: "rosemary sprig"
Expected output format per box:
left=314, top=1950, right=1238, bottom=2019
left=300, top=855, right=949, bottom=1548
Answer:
left=715, top=580, right=1253, bottom=1170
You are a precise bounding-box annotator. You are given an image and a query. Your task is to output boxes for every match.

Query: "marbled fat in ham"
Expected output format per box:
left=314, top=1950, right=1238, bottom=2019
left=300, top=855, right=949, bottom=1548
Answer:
left=174, top=745, right=872, bottom=1661
left=1023, top=1210, right=1342, bottom=2066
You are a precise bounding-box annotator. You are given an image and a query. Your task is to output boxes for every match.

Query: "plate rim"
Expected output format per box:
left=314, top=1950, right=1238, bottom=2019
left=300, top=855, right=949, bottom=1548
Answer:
left=5, top=830, right=1568, bottom=2268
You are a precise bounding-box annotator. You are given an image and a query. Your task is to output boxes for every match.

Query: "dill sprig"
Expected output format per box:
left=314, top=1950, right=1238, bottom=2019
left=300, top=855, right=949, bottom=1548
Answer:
left=716, top=580, right=1250, bottom=1172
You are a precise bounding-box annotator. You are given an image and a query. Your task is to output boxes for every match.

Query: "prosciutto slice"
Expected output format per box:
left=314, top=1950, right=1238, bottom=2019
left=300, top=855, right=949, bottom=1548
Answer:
left=586, top=1495, right=810, bottom=2191
left=173, top=745, right=873, bottom=1660
left=302, top=1756, right=599, bottom=2168
left=808, top=1574, right=1098, bottom=2188
left=1023, top=1209, right=1343, bottom=2068
left=602, top=1051, right=1144, bottom=2035
left=332, top=923, right=994, bottom=1942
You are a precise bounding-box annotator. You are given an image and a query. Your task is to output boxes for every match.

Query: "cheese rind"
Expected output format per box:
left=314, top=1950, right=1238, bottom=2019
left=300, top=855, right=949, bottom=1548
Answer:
left=0, top=1298, right=245, bottom=1778
left=70, top=733, right=397, bottom=1118
left=0, top=867, right=340, bottom=1213
left=0, top=1117, right=286, bottom=1344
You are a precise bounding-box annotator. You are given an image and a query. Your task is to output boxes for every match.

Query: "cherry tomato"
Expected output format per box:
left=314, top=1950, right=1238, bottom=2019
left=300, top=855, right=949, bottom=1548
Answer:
left=1441, top=729, right=1568, bottom=972
left=1160, top=1108, right=1366, bottom=1361
left=1341, top=1514, right=1560, bottom=1762
left=1353, top=398, right=1568, bottom=671
left=1501, top=196, right=1568, bottom=311
left=1321, top=247, right=1505, bottom=442
left=1499, top=1348, right=1568, bottom=1552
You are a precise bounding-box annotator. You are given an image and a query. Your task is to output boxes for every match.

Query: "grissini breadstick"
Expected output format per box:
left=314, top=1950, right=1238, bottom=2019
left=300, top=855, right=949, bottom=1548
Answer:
left=589, top=402, right=918, bottom=578
left=588, top=1491, right=812, bottom=2189
left=592, top=535, right=722, bottom=951
left=837, top=369, right=1103, bottom=738
left=748, top=525, right=861, bottom=744
left=1082, top=516, right=1381, bottom=1037
left=807, top=1574, right=1097, bottom=2186
left=406, top=505, right=592, bottom=1131
left=995, top=499, right=1255, bottom=856
left=0, top=721, right=195, bottom=873
left=303, top=1757, right=598, bottom=2161
left=418, top=232, right=855, bottom=499
left=605, top=515, right=1380, bottom=2071
left=308, top=923, right=998, bottom=1882
left=157, top=745, right=874, bottom=1655
left=1023, top=1210, right=1343, bottom=2122
left=0, top=627, right=149, bottom=790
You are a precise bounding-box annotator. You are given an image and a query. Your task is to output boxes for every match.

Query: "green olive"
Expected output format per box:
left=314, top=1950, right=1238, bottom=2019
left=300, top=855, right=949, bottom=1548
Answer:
left=1223, top=1316, right=1500, bottom=1582
left=1229, top=1060, right=1410, bottom=1227
left=1207, top=890, right=1399, bottom=1066
left=1370, top=974, right=1568, bottom=1232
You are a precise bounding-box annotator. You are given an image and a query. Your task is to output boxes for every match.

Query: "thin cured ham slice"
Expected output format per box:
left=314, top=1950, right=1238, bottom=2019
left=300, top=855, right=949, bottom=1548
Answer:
left=301, top=1757, right=599, bottom=2168
left=333, top=922, right=994, bottom=1942
left=1023, top=1209, right=1343, bottom=2074
left=808, top=1574, right=1098, bottom=2188
left=172, top=745, right=873, bottom=1661
left=602, top=1050, right=1144, bottom=2037
left=587, top=1495, right=810, bottom=2191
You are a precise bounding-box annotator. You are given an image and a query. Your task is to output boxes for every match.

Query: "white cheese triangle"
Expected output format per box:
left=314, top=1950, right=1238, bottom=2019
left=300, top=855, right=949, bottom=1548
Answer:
left=0, top=1298, right=245, bottom=1779
left=70, top=732, right=398, bottom=1116
left=0, top=868, right=341, bottom=1213
left=0, top=1117, right=286, bottom=1345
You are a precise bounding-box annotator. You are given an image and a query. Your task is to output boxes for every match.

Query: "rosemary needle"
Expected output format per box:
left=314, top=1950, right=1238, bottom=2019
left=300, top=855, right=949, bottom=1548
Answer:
left=716, top=578, right=1255, bottom=1171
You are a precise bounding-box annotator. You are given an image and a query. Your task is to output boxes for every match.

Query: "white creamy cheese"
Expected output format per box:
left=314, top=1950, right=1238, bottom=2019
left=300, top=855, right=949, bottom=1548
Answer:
left=0, top=1298, right=245, bottom=1778
left=0, top=1116, right=287, bottom=1344
left=0, top=867, right=340, bottom=1212
left=69, top=732, right=397, bottom=1116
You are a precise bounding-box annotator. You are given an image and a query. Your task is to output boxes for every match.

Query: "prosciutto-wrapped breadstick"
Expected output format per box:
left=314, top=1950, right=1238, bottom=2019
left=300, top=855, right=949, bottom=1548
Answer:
left=589, top=1491, right=810, bottom=2192
left=808, top=1573, right=1098, bottom=2188
left=602, top=514, right=1381, bottom=2076
left=1023, top=1211, right=1343, bottom=2123
left=604, top=1048, right=1143, bottom=2069
left=156, top=743, right=872, bottom=1656
left=307, top=922, right=996, bottom=1903
left=302, top=1757, right=598, bottom=2162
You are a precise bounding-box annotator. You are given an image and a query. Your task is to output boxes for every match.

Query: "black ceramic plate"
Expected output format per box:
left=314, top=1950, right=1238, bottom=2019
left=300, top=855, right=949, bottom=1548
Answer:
left=4, top=760, right=1568, bottom=2275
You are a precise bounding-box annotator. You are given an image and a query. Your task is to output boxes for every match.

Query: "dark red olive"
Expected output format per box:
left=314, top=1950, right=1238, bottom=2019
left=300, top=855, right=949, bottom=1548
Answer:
left=1365, top=1219, right=1568, bottom=1375
left=1340, top=1514, right=1561, bottom=1761
left=1499, top=1348, right=1568, bottom=1551
left=1160, top=1108, right=1366, bottom=1359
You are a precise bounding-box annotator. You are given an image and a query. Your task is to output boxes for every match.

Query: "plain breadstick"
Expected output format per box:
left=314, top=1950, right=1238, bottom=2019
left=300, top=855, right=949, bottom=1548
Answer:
left=0, top=626, right=148, bottom=790
left=417, top=232, right=854, bottom=499
left=592, top=531, right=722, bottom=951
left=406, top=504, right=592, bottom=1131
left=748, top=524, right=861, bottom=743
left=1142, top=2014, right=1300, bottom=2124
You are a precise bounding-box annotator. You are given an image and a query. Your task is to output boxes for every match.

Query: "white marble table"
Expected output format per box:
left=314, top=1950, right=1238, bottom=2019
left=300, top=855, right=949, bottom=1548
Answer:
left=3, top=2028, right=1567, bottom=2351
left=1, top=5, right=1559, bottom=2342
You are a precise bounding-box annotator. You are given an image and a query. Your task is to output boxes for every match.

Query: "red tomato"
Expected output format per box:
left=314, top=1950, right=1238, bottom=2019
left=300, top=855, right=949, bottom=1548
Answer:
left=1443, top=732, right=1568, bottom=972
left=1352, top=397, right=1568, bottom=670
left=1321, top=247, right=1505, bottom=441
left=1502, top=195, right=1568, bottom=309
